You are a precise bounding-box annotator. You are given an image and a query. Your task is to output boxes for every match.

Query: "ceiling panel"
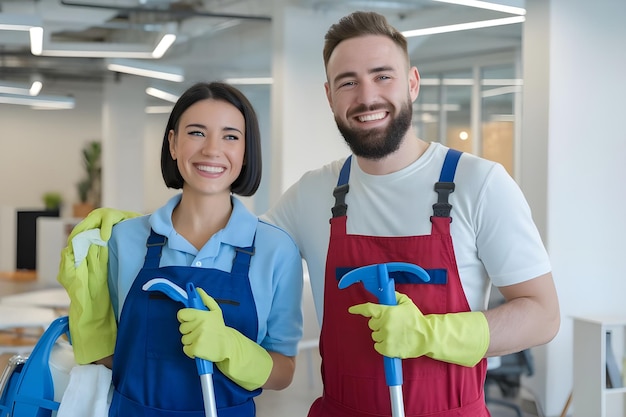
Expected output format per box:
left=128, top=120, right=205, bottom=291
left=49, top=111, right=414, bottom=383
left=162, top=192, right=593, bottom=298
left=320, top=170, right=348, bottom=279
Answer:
left=0, top=0, right=524, bottom=97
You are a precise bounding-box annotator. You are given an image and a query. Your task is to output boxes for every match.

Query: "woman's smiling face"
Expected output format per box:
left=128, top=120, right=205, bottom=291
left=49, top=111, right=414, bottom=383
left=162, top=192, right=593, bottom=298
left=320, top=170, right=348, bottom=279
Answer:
left=168, top=98, right=246, bottom=197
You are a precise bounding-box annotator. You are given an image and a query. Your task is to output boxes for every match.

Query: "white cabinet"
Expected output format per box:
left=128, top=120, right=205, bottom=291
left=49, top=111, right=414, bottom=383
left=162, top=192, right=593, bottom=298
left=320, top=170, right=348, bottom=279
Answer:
left=36, top=217, right=81, bottom=285
left=573, top=315, right=626, bottom=417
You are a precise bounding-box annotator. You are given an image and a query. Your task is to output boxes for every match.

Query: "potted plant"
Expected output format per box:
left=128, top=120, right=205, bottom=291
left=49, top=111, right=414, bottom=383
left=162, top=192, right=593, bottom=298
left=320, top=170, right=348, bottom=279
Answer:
left=73, top=141, right=102, bottom=218
left=42, top=191, right=63, bottom=215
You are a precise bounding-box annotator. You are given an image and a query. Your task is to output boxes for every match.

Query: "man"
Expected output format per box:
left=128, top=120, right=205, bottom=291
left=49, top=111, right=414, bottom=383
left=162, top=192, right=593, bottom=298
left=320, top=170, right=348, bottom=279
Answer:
left=262, top=11, right=559, bottom=416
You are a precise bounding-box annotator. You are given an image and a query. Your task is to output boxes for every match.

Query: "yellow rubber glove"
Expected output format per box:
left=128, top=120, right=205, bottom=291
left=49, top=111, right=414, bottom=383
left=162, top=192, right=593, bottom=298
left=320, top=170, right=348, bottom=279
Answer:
left=69, top=207, right=142, bottom=241
left=57, top=208, right=141, bottom=364
left=58, top=243, right=115, bottom=364
left=349, top=291, right=490, bottom=367
left=178, top=288, right=273, bottom=391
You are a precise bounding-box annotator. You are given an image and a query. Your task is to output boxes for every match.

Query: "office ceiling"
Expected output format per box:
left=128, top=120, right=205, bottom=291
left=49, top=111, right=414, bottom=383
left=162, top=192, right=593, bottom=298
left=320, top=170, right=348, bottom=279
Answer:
left=0, top=0, right=524, bottom=94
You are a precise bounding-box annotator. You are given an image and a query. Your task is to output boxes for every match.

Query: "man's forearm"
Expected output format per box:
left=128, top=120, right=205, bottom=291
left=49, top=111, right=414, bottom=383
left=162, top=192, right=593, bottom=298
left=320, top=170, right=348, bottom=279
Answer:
left=484, top=272, right=560, bottom=357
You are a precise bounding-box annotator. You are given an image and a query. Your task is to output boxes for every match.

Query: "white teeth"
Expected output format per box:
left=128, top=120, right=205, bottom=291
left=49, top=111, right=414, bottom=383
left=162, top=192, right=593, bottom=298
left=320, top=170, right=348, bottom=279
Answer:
left=358, top=112, right=386, bottom=122
left=197, top=165, right=225, bottom=173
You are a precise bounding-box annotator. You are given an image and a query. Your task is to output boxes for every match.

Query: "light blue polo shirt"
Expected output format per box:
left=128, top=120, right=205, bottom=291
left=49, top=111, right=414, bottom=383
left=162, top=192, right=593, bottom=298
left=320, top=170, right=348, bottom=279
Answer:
left=107, top=194, right=303, bottom=357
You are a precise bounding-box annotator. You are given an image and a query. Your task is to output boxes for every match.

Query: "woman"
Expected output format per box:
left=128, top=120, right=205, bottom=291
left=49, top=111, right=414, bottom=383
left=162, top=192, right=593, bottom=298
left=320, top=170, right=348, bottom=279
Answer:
left=104, top=82, right=303, bottom=416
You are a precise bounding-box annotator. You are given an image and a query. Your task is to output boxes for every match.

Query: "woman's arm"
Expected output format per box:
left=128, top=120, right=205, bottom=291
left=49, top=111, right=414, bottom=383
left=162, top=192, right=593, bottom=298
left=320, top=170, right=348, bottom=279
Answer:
left=94, top=355, right=114, bottom=369
left=263, top=352, right=296, bottom=390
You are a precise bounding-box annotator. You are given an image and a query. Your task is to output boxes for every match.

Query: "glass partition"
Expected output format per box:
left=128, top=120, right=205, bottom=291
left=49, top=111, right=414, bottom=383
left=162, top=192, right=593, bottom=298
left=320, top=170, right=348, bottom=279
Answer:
left=414, top=59, right=522, bottom=179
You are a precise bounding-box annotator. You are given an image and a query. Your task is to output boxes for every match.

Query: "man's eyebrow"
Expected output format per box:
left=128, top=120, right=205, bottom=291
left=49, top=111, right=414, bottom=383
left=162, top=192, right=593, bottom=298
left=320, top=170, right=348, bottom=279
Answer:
left=369, top=66, right=395, bottom=74
left=332, top=71, right=357, bottom=85
left=332, top=66, right=396, bottom=84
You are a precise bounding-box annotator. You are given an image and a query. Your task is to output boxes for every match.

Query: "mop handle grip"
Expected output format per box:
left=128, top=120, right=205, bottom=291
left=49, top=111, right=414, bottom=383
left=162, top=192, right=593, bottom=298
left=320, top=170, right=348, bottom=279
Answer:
left=377, top=266, right=403, bottom=388
left=186, top=282, right=214, bottom=376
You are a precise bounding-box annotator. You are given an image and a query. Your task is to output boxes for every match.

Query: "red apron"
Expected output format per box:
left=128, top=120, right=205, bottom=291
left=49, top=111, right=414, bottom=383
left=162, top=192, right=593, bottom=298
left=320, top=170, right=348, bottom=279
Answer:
left=308, top=150, right=489, bottom=417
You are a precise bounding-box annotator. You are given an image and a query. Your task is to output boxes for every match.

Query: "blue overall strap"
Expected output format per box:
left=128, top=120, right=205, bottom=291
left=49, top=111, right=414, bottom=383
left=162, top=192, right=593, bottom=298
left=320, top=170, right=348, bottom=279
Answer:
left=439, top=148, right=462, bottom=182
left=143, top=229, right=167, bottom=269
left=231, top=234, right=256, bottom=276
left=433, top=148, right=462, bottom=218
left=143, top=228, right=255, bottom=277
left=331, top=156, right=352, bottom=218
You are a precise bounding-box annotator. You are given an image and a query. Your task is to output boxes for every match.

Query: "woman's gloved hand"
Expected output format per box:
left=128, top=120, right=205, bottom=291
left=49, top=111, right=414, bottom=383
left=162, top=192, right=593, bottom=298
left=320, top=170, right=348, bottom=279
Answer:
left=69, top=207, right=142, bottom=241
left=348, top=291, right=490, bottom=367
left=178, top=288, right=273, bottom=391
left=58, top=242, right=116, bottom=364
left=57, top=208, right=141, bottom=364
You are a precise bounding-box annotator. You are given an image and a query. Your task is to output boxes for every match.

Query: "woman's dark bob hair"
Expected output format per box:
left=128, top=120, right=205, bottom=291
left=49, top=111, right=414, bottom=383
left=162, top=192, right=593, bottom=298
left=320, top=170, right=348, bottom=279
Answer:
left=161, top=81, right=262, bottom=196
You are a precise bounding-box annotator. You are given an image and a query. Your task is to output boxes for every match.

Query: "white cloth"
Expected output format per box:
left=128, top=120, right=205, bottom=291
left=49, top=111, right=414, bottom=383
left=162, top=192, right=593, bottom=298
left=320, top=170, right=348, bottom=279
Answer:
left=71, top=228, right=106, bottom=267
left=263, top=142, right=552, bottom=324
left=56, top=364, right=112, bottom=417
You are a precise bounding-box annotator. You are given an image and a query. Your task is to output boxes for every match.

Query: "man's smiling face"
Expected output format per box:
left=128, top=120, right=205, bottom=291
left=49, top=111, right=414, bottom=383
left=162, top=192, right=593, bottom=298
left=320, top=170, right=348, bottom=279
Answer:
left=324, top=35, right=417, bottom=160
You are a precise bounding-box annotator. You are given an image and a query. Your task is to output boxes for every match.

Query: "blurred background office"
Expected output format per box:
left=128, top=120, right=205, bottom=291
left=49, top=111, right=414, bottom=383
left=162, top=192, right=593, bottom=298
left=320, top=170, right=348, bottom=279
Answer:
left=1, top=1, right=625, bottom=415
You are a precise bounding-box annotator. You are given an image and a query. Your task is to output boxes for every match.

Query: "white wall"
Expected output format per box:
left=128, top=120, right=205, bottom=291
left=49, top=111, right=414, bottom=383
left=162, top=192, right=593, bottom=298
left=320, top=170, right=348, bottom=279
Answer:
left=269, top=6, right=349, bottom=201
left=0, top=83, right=103, bottom=216
left=523, top=0, right=626, bottom=415
left=0, top=79, right=179, bottom=215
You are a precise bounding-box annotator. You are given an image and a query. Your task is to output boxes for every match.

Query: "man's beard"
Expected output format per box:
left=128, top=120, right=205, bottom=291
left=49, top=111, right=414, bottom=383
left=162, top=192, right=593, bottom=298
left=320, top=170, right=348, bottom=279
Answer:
left=336, top=99, right=413, bottom=160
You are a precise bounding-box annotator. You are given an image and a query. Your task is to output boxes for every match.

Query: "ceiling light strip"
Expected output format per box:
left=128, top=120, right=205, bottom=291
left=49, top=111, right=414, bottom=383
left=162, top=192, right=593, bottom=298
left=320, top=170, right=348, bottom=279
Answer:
left=146, top=105, right=174, bottom=114
left=107, top=59, right=184, bottom=82
left=0, top=94, right=74, bottom=109
left=432, top=0, right=526, bottom=16
left=29, top=81, right=43, bottom=96
left=29, top=26, right=176, bottom=59
left=146, top=87, right=179, bottom=103
left=152, top=34, right=176, bottom=58
left=222, top=77, right=273, bottom=85
left=402, top=16, right=525, bottom=37
left=0, top=81, right=31, bottom=95
left=29, top=27, right=44, bottom=55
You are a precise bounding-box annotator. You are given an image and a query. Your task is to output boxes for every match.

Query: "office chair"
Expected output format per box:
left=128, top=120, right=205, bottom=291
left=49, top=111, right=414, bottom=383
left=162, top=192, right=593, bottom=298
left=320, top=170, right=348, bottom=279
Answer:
left=484, top=349, right=535, bottom=417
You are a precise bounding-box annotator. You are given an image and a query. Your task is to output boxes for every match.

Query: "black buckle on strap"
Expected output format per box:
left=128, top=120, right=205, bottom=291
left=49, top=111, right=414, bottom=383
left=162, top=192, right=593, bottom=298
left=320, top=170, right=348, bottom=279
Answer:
left=433, top=182, right=455, bottom=217
left=146, top=235, right=167, bottom=247
left=235, top=247, right=255, bottom=256
left=331, top=184, right=349, bottom=217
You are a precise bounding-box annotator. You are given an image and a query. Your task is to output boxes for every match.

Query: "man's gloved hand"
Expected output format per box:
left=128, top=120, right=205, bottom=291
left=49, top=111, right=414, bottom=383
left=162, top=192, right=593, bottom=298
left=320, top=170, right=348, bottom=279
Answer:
left=178, top=288, right=273, bottom=391
left=58, top=208, right=141, bottom=364
left=69, top=207, right=142, bottom=242
left=58, top=243, right=116, bottom=364
left=349, top=291, right=490, bottom=367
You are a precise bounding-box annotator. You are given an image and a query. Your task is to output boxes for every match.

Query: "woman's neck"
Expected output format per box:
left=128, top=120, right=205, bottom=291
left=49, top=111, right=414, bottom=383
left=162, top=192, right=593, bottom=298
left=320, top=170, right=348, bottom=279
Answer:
left=172, top=192, right=233, bottom=250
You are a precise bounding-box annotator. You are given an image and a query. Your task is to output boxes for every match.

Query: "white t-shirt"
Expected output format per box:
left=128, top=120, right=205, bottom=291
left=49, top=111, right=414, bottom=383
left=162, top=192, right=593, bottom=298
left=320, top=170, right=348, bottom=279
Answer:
left=263, top=142, right=551, bottom=324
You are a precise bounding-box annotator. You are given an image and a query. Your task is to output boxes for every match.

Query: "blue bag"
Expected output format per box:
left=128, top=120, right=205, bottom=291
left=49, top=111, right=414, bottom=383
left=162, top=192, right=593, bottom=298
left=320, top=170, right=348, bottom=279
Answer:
left=0, top=316, right=69, bottom=417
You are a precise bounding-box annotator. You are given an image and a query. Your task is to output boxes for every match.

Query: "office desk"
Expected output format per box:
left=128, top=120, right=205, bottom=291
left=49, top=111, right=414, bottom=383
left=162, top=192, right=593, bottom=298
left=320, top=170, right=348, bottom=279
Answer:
left=0, top=274, right=64, bottom=354
left=1, top=287, right=69, bottom=310
left=0, top=305, right=57, bottom=331
left=0, top=303, right=59, bottom=355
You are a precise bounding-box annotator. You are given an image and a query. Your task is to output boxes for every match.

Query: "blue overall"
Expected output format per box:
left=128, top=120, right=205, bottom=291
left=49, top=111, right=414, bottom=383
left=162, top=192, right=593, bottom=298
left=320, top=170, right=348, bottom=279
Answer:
left=109, top=229, right=261, bottom=417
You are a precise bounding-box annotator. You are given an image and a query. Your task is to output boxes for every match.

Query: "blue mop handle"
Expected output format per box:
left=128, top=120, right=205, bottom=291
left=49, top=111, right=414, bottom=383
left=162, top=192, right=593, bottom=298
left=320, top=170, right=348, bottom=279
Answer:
left=186, top=282, right=214, bottom=376
left=376, top=264, right=403, bottom=388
